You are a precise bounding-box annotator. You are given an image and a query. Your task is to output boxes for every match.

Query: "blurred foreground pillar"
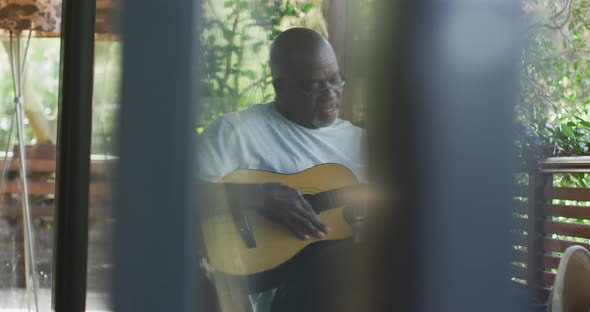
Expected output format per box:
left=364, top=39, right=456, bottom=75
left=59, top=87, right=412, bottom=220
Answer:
left=366, top=1, right=525, bottom=311
left=113, top=0, right=203, bottom=311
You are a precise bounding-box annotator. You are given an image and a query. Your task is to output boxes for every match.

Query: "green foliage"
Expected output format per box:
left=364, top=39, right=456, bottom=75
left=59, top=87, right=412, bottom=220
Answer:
left=519, top=0, right=590, bottom=162
left=554, top=172, right=590, bottom=188
left=0, top=38, right=119, bottom=154
left=198, top=0, right=317, bottom=129
left=0, top=38, right=60, bottom=151
left=91, top=41, right=122, bottom=154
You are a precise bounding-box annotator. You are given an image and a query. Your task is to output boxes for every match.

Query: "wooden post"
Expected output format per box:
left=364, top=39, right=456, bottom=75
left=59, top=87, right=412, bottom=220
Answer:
left=328, top=0, right=354, bottom=122
left=328, top=0, right=347, bottom=68
left=526, top=169, right=551, bottom=300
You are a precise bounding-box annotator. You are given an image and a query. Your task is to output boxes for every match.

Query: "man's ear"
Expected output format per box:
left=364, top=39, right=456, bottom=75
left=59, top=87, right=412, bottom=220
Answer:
left=272, top=79, right=281, bottom=93
left=272, top=79, right=284, bottom=102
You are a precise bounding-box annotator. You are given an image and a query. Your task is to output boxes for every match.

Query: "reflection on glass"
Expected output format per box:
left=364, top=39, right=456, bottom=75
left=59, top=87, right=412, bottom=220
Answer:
left=0, top=1, right=61, bottom=310
left=85, top=39, right=120, bottom=310
left=0, top=0, right=119, bottom=310
left=0, top=27, right=61, bottom=310
left=86, top=0, right=121, bottom=310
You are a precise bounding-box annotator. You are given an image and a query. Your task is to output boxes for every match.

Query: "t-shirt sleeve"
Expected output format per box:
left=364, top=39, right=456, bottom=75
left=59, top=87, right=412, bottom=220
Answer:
left=358, top=129, right=369, bottom=183
left=195, top=117, right=243, bottom=182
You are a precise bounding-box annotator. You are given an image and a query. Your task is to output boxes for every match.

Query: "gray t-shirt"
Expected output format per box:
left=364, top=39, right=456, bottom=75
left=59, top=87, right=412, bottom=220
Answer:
left=196, top=102, right=367, bottom=312
left=197, top=102, right=367, bottom=182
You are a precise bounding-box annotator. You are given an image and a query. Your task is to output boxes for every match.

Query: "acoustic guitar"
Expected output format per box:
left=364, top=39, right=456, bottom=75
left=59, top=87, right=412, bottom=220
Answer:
left=201, top=163, right=365, bottom=276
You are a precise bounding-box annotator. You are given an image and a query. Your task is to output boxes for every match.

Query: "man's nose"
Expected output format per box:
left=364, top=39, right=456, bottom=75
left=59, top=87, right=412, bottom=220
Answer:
left=318, top=87, right=339, bottom=101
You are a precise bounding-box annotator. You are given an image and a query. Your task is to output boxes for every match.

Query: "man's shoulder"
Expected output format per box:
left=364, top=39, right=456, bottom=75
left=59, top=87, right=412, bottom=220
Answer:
left=217, top=103, right=276, bottom=126
left=331, top=118, right=366, bottom=134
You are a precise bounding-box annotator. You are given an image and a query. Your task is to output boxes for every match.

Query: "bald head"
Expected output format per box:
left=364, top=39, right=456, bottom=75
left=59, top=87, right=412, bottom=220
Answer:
left=269, top=28, right=343, bottom=129
left=270, top=28, right=337, bottom=79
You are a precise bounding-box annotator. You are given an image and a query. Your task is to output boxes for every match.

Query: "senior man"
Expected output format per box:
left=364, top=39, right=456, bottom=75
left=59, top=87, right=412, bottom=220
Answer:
left=197, top=27, right=366, bottom=312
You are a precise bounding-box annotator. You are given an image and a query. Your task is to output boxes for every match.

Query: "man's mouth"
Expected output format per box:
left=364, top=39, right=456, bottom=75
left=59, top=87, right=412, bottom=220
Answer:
left=319, top=105, right=339, bottom=116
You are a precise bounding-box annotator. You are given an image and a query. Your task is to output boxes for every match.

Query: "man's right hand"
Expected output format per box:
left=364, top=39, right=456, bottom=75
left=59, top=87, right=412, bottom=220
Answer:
left=251, top=183, right=330, bottom=240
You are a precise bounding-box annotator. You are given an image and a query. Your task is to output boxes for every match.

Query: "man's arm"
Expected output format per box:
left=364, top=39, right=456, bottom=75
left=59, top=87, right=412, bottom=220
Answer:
left=197, top=180, right=329, bottom=240
left=196, top=117, right=327, bottom=239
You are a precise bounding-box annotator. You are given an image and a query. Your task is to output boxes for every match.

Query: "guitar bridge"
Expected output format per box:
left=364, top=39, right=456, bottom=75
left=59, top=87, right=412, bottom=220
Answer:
left=231, top=206, right=257, bottom=248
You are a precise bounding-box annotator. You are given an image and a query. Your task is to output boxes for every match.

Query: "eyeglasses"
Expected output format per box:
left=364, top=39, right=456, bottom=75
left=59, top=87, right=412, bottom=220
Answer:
left=274, top=75, right=346, bottom=97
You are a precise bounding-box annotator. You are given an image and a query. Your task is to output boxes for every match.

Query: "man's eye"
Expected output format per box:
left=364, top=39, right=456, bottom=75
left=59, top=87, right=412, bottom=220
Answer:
left=329, top=77, right=342, bottom=85
left=334, top=73, right=345, bottom=81
left=303, top=81, right=320, bottom=91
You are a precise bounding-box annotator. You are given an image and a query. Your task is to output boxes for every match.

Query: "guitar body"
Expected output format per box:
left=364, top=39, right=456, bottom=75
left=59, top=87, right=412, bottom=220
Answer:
left=201, top=163, right=358, bottom=277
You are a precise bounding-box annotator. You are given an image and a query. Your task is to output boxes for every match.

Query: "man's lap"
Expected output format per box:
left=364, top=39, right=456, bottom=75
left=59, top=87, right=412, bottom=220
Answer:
left=269, top=240, right=550, bottom=312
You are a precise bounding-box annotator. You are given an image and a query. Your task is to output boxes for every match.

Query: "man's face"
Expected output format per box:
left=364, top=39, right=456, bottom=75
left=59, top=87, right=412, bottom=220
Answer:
left=276, top=51, right=343, bottom=128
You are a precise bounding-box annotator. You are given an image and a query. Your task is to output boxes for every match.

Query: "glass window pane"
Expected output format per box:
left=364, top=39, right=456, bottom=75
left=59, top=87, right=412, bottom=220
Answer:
left=86, top=0, right=120, bottom=310
left=0, top=35, right=60, bottom=310
left=0, top=0, right=119, bottom=310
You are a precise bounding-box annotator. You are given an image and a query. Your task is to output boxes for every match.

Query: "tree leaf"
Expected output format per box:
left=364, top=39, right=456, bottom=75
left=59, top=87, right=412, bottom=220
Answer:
left=241, top=70, right=256, bottom=80
left=302, top=3, right=314, bottom=13
left=252, top=42, right=264, bottom=53
left=561, top=123, right=576, bottom=139
left=285, top=3, right=297, bottom=16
